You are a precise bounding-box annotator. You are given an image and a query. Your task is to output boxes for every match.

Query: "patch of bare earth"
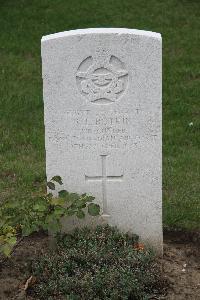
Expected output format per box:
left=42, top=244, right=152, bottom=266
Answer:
left=0, top=233, right=49, bottom=300
left=0, top=231, right=199, bottom=300
left=162, top=231, right=200, bottom=300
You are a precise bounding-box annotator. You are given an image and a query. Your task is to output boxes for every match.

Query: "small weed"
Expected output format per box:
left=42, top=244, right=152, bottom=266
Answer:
left=0, top=176, right=100, bottom=257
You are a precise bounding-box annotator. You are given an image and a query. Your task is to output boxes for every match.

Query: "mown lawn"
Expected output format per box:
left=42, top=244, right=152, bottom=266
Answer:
left=0, top=0, right=199, bottom=230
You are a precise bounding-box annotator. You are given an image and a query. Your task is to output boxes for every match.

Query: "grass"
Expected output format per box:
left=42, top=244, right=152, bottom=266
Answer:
left=0, top=0, right=199, bottom=230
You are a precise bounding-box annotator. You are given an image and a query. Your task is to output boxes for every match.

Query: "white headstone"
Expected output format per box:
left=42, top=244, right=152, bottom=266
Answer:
left=42, top=28, right=162, bottom=253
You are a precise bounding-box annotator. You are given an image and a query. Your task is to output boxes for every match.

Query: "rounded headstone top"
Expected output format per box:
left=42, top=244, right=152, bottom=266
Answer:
left=41, top=28, right=161, bottom=43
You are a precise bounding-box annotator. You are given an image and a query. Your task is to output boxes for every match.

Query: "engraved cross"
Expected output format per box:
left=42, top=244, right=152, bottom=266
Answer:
left=85, top=155, right=123, bottom=215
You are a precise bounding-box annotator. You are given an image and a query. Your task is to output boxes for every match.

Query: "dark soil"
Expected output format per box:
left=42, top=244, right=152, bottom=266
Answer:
left=161, top=231, right=200, bottom=300
left=0, top=231, right=199, bottom=300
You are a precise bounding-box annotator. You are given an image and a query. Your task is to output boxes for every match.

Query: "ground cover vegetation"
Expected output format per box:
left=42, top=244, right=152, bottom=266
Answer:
left=29, top=225, right=165, bottom=300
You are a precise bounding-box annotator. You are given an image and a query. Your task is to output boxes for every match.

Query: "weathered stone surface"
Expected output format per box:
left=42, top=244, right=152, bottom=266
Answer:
left=42, top=28, right=162, bottom=253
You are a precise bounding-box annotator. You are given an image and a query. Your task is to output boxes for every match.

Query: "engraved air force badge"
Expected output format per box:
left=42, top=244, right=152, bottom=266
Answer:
left=76, top=49, right=128, bottom=104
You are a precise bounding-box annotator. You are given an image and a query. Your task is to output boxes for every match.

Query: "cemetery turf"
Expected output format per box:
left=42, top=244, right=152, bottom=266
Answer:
left=0, top=0, right=199, bottom=231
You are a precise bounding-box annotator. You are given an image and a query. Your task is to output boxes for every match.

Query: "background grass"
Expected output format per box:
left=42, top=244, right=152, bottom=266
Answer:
left=0, top=0, right=199, bottom=230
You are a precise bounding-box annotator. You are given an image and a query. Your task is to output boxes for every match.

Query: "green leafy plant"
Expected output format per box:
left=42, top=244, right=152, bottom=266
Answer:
left=0, top=224, right=17, bottom=257
left=0, top=176, right=100, bottom=257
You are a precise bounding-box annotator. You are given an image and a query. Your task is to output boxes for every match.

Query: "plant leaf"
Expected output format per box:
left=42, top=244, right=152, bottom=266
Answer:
left=76, top=210, right=85, bottom=219
left=67, top=209, right=76, bottom=216
left=82, top=195, right=95, bottom=203
left=54, top=207, right=65, bottom=217
left=46, top=217, right=60, bottom=233
left=1, top=243, right=12, bottom=257
left=8, top=236, right=17, bottom=246
left=47, top=181, right=55, bottom=190
left=22, top=225, right=34, bottom=237
left=33, top=203, right=47, bottom=212
left=58, top=190, right=69, bottom=198
left=70, top=193, right=79, bottom=201
left=88, top=203, right=100, bottom=216
left=51, top=176, right=63, bottom=185
left=49, top=197, right=65, bottom=206
left=87, top=195, right=95, bottom=202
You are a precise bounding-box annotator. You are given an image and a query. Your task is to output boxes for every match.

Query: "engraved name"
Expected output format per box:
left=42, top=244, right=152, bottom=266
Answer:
left=47, top=110, right=159, bottom=150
